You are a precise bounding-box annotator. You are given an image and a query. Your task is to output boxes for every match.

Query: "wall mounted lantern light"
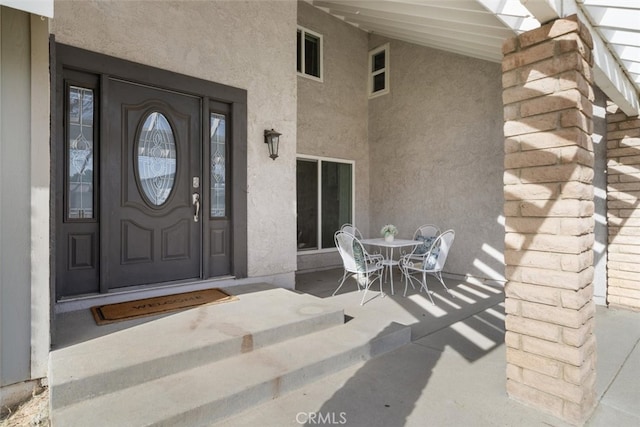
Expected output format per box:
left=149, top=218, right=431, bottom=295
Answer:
left=264, top=129, right=281, bottom=160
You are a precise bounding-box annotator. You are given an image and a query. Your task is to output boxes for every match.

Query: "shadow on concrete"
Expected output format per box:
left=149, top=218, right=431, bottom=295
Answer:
left=297, top=268, right=506, bottom=426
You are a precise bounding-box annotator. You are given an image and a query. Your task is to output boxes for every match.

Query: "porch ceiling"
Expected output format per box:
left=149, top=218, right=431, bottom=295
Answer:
left=309, top=0, right=640, bottom=116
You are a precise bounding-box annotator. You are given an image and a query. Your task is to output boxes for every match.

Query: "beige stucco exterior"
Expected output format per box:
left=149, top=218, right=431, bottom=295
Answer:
left=296, top=4, right=506, bottom=284
left=296, top=1, right=370, bottom=271
left=368, top=35, right=505, bottom=283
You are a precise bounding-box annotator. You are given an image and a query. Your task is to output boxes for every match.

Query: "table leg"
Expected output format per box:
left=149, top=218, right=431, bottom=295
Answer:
left=389, top=247, right=394, bottom=295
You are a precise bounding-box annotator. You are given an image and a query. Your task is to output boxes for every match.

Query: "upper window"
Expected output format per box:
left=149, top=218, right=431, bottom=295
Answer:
left=297, top=26, right=323, bottom=81
left=297, top=156, right=353, bottom=251
left=369, top=43, right=390, bottom=98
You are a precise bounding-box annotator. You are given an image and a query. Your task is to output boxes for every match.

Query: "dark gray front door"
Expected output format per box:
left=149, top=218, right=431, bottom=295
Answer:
left=103, top=79, right=202, bottom=289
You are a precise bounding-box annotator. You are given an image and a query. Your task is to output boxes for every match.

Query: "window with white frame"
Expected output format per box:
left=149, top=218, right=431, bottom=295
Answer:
left=297, top=26, right=323, bottom=81
left=297, top=157, right=353, bottom=251
left=369, top=43, right=389, bottom=98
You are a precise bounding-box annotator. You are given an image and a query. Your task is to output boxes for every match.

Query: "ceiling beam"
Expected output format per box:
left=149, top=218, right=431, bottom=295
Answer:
left=519, top=0, right=562, bottom=24
left=476, top=0, right=540, bottom=32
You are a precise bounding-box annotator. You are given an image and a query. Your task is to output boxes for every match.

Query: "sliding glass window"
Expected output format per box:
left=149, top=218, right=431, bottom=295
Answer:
left=297, top=157, right=353, bottom=251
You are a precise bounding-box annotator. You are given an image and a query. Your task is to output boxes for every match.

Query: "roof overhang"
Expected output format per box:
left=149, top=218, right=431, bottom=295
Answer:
left=523, top=0, right=639, bottom=116
left=0, top=0, right=53, bottom=18
left=310, top=0, right=640, bottom=116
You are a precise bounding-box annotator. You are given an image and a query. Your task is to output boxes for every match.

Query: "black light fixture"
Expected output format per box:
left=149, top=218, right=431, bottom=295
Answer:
left=264, top=129, right=281, bottom=160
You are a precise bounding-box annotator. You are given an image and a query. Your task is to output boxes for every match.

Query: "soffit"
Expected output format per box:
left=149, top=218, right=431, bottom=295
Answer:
left=310, top=0, right=640, bottom=115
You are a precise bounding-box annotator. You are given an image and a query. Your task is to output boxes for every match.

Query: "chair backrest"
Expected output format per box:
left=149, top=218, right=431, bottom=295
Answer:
left=412, top=224, right=441, bottom=255
left=428, top=229, right=455, bottom=271
left=413, top=224, right=440, bottom=240
left=334, top=231, right=367, bottom=273
left=340, top=223, right=363, bottom=240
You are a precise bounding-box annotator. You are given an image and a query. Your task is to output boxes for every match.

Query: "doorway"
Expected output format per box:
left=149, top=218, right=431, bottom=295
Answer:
left=53, top=42, right=247, bottom=299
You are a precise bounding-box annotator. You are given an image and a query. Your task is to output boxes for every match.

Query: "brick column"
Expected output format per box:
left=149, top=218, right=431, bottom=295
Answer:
left=606, top=103, right=640, bottom=310
left=502, top=15, right=596, bottom=424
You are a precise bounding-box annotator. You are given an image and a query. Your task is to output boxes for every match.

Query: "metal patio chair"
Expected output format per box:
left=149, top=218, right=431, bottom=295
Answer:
left=339, top=223, right=383, bottom=264
left=399, top=229, right=455, bottom=303
left=333, top=231, right=385, bottom=305
left=407, top=224, right=441, bottom=261
left=400, top=224, right=441, bottom=290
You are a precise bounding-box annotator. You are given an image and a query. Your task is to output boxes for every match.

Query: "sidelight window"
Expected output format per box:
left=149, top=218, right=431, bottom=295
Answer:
left=210, top=112, right=227, bottom=217
left=67, top=85, right=95, bottom=219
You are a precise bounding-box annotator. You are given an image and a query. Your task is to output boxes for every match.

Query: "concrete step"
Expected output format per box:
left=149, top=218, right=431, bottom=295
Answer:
left=51, top=318, right=411, bottom=426
left=50, top=285, right=345, bottom=410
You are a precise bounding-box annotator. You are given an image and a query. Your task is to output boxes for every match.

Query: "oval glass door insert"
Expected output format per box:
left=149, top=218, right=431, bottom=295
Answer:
left=137, top=112, right=177, bottom=206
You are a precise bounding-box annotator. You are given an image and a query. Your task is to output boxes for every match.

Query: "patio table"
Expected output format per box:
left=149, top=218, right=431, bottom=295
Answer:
left=360, top=238, right=422, bottom=296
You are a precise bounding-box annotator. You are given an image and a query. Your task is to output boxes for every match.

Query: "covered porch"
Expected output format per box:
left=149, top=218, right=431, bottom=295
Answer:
left=1, top=0, right=639, bottom=425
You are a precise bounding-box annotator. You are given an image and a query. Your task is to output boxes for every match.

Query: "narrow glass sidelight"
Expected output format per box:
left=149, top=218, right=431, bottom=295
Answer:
left=210, top=113, right=226, bottom=217
left=68, top=86, right=95, bottom=219
left=136, top=112, right=177, bottom=206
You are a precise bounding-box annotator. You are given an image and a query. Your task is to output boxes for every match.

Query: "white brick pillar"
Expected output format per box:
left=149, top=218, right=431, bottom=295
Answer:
left=502, top=15, right=597, bottom=424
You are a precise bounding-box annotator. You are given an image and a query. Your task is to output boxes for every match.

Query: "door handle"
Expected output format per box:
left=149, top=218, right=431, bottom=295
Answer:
left=192, top=193, right=200, bottom=222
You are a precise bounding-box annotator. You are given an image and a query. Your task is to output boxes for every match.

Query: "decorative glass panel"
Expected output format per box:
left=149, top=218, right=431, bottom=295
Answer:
left=137, top=112, right=176, bottom=206
left=210, top=113, right=226, bottom=217
left=68, top=86, right=94, bottom=219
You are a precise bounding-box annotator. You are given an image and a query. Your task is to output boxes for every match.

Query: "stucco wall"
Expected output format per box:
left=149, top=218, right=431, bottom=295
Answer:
left=368, top=36, right=505, bottom=282
left=296, top=1, right=370, bottom=271
left=51, top=0, right=298, bottom=279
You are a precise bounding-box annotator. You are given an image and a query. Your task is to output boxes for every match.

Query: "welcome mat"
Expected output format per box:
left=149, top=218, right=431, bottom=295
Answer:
left=90, top=288, right=237, bottom=325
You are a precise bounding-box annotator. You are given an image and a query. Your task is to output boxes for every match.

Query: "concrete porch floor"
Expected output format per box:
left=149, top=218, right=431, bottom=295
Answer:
left=52, top=268, right=640, bottom=426
left=215, top=268, right=640, bottom=426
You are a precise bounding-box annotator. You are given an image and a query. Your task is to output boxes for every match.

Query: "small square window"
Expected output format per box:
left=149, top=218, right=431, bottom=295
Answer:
left=297, top=26, right=323, bottom=82
left=369, top=44, right=389, bottom=98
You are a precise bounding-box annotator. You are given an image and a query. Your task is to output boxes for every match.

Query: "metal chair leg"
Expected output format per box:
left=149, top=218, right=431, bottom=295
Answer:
left=421, top=271, right=435, bottom=305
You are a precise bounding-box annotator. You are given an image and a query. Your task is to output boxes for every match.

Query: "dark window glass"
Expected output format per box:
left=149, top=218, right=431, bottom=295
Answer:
left=372, top=51, right=385, bottom=72
left=297, top=159, right=352, bottom=251
left=321, top=162, right=352, bottom=249
left=304, top=33, right=320, bottom=78
left=373, top=73, right=386, bottom=92
left=297, top=159, right=318, bottom=250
